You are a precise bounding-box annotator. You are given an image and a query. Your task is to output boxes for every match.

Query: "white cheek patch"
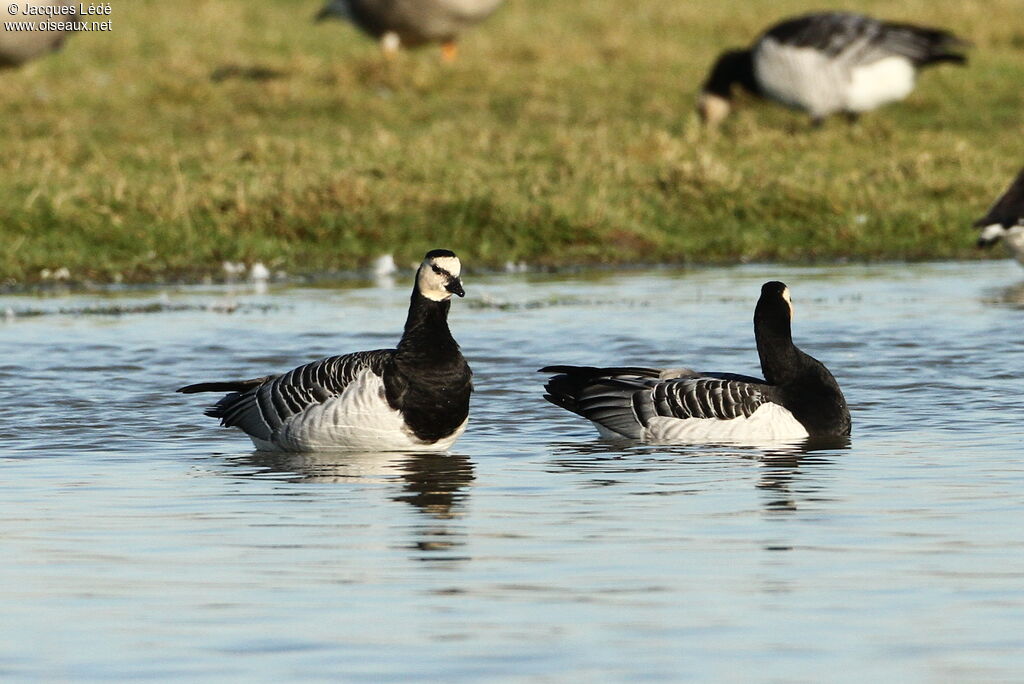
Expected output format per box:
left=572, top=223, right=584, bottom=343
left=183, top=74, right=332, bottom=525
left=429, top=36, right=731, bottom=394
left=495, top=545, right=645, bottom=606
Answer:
left=781, top=286, right=794, bottom=320
left=416, top=256, right=462, bottom=302
left=979, top=224, right=1007, bottom=242
left=432, top=256, right=461, bottom=278
left=417, top=269, right=448, bottom=301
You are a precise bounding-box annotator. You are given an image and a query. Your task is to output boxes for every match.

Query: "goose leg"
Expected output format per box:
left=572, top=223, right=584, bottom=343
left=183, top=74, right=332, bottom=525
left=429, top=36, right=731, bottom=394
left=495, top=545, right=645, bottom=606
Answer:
left=441, top=40, right=458, bottom=63
left=380, top=31, right=401, bottom=59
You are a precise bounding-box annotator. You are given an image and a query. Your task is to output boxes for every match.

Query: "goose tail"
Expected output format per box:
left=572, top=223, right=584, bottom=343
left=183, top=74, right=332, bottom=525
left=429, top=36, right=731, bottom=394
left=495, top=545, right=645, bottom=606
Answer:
left=912, top=27, right=970, bottom=67
left=539, top=366, right=648, bottom=439
left=177, top=378, right=269, bottom=394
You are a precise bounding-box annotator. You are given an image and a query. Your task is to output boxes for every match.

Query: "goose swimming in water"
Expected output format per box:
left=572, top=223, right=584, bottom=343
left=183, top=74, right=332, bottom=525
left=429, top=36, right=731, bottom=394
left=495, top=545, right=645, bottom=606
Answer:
left=540, top=282, right=850, bottom=444
left=975, top=167, right=1024, bottom=264
left=179, top=249, right=473, bottom=452
left=315, top=0, right=505, bottom=62
left=698, top=11, right=968, bottom=127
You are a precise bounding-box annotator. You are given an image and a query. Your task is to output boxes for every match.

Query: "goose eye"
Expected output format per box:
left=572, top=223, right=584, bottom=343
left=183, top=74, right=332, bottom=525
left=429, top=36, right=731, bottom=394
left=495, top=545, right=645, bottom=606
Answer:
left=431, top=265, right=442, bottom=274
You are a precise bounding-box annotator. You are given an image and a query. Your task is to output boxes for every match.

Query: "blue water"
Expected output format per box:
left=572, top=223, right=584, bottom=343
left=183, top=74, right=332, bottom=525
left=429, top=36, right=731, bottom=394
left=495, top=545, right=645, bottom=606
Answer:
left=2, top=261, right=1023, bottom=681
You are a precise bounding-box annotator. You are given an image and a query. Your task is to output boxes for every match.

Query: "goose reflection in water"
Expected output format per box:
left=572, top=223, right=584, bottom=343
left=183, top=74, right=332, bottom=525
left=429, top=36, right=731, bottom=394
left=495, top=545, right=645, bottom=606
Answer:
left=982, top=281, right=1024, bottom=309
left=226, top=451, right=475, bottom=560
left=547, top=435, right=848, bottom=514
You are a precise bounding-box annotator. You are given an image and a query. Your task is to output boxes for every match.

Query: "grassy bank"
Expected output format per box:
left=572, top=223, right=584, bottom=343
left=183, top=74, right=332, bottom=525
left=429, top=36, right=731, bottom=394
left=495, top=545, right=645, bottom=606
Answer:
left=2, top=0, right=1023, bottom=283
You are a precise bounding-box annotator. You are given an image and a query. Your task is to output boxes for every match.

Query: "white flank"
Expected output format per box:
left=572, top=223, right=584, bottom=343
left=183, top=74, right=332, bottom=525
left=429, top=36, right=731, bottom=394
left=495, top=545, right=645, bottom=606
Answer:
left=593, top=423, right=635, bottom=441
left=754, top=39, right=846, bottom=118
left=755, top=39, right=917, bottom=118
left=443, top=0, right=505, bottom=18
left=642, top=403, right=810, bottom=445
left=249, top=369, right=465, bottom=452
left=844, top=56, right=916, bottom=112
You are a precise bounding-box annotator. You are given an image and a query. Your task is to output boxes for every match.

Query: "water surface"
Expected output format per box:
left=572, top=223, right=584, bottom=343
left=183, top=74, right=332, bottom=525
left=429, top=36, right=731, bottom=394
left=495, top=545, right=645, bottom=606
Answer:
left=2, top=262, right=1023, bottom=681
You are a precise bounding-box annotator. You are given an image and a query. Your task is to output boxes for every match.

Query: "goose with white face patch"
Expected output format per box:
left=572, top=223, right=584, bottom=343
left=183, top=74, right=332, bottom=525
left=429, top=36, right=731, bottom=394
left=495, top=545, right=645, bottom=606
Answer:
left=315, top=0, right=505, bottom=62
left=540, top=282, right=850, bottom=445
left=698, top=11, right=968, bottom=127
left=178, top=250, right=472, bottom=452
left=975, top=168, right=1024, bottom=264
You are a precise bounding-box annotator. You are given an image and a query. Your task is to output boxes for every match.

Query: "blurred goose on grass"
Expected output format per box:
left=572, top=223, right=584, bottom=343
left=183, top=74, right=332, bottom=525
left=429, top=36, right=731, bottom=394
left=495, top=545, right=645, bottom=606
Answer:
left=540, top=282, right=850, bottom=445
left=698, top=11, right=968, bottom=127
left=0, top=0, right=77, bottom=68
left=315, top=0, right=505, bottom=62
left=975, top=167, right=1024, bottom=263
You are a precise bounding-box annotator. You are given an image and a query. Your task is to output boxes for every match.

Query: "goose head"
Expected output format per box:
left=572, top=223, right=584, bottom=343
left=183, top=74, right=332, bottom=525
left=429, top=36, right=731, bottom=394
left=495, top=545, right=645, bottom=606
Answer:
left=416, top=249, right=465, bottom=301
left=698, top=49, right=757, bottom=128
left=754, top=281, right=794, bottom=340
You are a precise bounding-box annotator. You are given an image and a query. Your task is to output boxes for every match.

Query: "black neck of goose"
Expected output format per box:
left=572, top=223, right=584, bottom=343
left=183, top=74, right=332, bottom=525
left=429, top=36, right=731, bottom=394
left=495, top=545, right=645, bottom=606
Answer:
left=398, top=290, right=457, bottom=355
left=755, top=306, right=800, bottom=386
left=347, top=2, right=387, bottom=37
left=703, top=49, right=759, bottom=98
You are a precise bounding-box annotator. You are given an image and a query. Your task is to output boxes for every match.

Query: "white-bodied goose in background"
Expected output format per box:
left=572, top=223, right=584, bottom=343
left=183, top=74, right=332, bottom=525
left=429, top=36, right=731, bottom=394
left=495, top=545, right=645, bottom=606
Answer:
left=698, top=11, right=968, bottom=127
left=540, top=282, right=850, bottom=444
left=179, top=249, right=473, bottom=452
left=975, top=167, right=1024, bottom=263
left=0, top=1, right=77, bottom=68
left=315, top=0, right=505, bottom=62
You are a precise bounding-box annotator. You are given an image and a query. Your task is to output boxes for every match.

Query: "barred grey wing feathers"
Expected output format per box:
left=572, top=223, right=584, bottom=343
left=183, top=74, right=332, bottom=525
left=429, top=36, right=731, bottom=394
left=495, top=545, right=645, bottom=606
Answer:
left=208, top=350, right=394, bottom=440
left=765, top=12, right=965, bottom=67
left=565, top=373, right=774, bottom=439
left=650, top=377, right=768, bottom=420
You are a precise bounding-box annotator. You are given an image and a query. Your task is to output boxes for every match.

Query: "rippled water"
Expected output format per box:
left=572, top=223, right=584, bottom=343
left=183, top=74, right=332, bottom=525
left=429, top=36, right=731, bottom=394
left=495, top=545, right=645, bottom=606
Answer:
left=2, top=262, right=1023, bottom=680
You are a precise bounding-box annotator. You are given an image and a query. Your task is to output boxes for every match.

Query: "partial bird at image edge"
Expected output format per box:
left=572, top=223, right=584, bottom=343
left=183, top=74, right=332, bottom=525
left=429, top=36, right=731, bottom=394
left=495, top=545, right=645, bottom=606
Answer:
left=975, top=167, right=1024, bottom=264
left=315, top=0, right=505, bottom=62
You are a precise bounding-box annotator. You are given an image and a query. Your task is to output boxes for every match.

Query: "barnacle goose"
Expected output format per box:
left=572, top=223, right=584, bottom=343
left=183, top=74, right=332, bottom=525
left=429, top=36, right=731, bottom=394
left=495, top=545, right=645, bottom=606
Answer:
left=315, top=0, right=505, bottom=62
left=178, top=249, right=473, bottom=452
left=540, top=282, right=850, bottom=444
left=698, top=11, right=968, bottom=127
left=975, top=168, right=1024, bottom=264
left=0, top=1, right=77, bottom=68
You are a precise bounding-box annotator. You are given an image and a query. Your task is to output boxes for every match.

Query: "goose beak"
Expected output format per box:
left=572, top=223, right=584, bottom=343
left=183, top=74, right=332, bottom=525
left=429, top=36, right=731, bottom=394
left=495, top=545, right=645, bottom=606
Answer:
left=445, top=278, right=465, bottom=298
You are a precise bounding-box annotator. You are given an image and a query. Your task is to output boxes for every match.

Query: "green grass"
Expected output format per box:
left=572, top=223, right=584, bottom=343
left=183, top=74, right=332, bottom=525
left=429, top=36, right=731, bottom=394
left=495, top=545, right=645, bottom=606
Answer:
left=2, top=0, right=1023, bottom=283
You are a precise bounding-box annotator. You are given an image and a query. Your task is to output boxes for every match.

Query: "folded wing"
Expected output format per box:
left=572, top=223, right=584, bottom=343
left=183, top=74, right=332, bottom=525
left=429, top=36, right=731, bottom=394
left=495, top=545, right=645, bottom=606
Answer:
left=541, top=365, right=773, bottom=439
left=765, top=12, right=966, bottom=67
left=179, top=350, right=394, bottom=442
